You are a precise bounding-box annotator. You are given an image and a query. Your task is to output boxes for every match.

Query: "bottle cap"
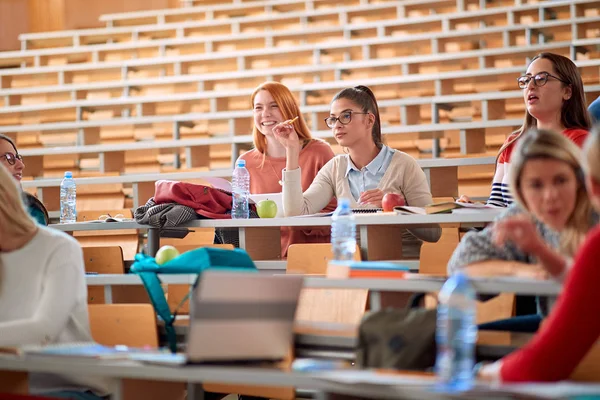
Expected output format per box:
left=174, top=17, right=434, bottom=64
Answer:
left=338, top=198, right=351, bottom=209
left=64, top=171, right=73, bottom=178
left=236, top=160, right=246, bottom=168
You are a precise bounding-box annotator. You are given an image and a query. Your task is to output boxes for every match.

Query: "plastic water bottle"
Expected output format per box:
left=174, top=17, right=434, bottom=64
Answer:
left=435, top=272, right=477, bottom=391
left=330, top=198, right=356, bottom=261
left=59, top=171, right=77, bottom=224
left=231, top=159, right=250, bottom=219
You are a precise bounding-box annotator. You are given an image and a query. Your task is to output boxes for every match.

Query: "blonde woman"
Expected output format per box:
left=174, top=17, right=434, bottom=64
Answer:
left=479, top=126, right=600, bottom=382
left=448, top=129, right=597, bottom=331
left=0, top=164, right=109, bottom=399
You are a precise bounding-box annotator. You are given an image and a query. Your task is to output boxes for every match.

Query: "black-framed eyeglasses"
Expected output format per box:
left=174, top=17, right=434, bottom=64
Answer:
left=517, top=72, right=569, bottom=89
left=324, top=111, right=370, bottom=129
left=1, top=152, right=23, bottom=166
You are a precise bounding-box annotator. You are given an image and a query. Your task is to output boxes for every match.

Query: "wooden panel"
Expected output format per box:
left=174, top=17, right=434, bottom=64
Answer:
left=419, top=227, right=460, bottom=276
left=0, top=370, right=28, bottom=394
left=88, top=304, right=158, bottom=347
left=0, top=0, right=29, bottom=52
left=287, top=243, right=361, bottom=275
left=83, top=245, right=125, bottom=304
left=361, top=225, right=404, bottom=260
left=82, top=246, right=125, bottom=274
left=240, top=227, right=281, bottom=260
left=88, top=303, right=187, bottom=400
left=27, top=0, right=65, bottom=33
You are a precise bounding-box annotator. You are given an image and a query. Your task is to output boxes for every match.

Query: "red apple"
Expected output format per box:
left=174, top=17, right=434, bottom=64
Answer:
left=382, top=193, right=406, bottom=212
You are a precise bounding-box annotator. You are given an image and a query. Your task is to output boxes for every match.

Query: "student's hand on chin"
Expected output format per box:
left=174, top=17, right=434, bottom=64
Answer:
left=273, top=121, right=300, bottom=149
left=358, top=189, right=385, bottom=208
left=492, top=214, right=544, bottom=254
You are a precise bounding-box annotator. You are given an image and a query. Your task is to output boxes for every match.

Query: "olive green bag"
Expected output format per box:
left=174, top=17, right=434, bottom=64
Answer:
left=356, top=294, right=437, bottom=371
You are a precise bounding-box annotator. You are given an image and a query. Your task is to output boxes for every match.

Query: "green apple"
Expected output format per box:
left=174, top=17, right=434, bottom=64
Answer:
left=155, top=245, right=180, bottom=265
left=257, top=199, right=278, bottom=218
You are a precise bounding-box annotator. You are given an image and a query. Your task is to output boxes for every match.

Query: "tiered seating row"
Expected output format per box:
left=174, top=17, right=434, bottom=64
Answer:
left=1, top=0, right=596, bottom=68
left=101, top=0, right=455, bottom=28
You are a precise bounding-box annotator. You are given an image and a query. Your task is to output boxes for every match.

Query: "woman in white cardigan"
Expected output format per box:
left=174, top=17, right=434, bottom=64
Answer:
left=273, top=85, right=441, bottom=256
left=0, top=164, right=110, bottom=400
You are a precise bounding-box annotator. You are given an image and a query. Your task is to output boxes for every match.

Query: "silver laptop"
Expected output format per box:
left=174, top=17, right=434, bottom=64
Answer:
left=186, top=271, right=304, bottom=364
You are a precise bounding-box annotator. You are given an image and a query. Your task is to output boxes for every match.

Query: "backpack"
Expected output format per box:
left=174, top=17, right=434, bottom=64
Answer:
left=130, top=247, right=257, bottom=352
left=356, top=293, right=437, bottom=371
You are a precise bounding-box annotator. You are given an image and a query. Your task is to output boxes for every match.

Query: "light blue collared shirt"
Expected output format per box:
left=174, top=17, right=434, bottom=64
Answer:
left=346, top=145, right=395, bottom=202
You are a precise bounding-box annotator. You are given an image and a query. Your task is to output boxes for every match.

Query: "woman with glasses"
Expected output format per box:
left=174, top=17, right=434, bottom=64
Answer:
left=237, top=81, right=336, bottom=257
left=0, top=163, right=111, bottom=399
left=274, top=85, right=441, bottom=256
left=459, top=52, right=591, bottom=207
left=0, top=133, right=48, bottom=225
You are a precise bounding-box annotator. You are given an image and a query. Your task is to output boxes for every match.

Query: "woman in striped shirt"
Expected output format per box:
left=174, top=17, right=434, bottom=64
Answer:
left=460, top=52, right=591, bottom=207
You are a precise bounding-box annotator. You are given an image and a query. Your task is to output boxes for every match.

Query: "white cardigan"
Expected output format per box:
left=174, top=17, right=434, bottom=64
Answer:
left=0, top=226, right=111, bottom=396
left=282, top=151, right=442, bottom=247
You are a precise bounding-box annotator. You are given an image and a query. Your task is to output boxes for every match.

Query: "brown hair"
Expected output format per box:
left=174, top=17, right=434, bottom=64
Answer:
left=510, top=129, right=593, bottom=256
left=498, top=53, right=591, bottom=158
left=331, top=85, right=383, bottom=148
left=0, top=133, right=18, bottom=154
left=250, top=82, right=313, bottom=158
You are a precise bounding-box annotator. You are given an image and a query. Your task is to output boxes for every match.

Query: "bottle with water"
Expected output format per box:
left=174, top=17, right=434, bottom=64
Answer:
left=231, top=159, right=250, bottom=219
left=330, top=198, right=356, bottom=261
left=435, top=272, right=477, bottom=391
left=60, top=171, right=77, bottom=224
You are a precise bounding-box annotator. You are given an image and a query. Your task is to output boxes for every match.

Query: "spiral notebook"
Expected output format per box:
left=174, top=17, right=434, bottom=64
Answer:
left=296, top=208, right=383, bottom=218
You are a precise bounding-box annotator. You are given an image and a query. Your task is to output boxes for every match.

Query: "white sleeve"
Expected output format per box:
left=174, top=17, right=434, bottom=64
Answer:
left=282, top=165, right=336, bottom=216
left=0, top=240, right=85, bottom=346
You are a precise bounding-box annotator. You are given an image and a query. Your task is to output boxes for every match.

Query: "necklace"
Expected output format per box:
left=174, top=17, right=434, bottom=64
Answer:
left=266, top=158, right=283, bottom=186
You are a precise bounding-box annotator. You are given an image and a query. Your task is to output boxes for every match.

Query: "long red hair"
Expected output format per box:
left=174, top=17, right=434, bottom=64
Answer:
left=250, top=81, right=313, bottom=156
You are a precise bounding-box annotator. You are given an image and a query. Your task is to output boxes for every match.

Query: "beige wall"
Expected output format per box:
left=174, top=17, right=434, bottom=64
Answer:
left=0, top=0, right=175, bottom=51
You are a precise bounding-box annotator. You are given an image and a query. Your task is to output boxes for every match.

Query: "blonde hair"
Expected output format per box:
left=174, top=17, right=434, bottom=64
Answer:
left=509, top=129, right=593, bottom=256
left=582, top=125, right=600, bottom=184
left=0, top=163, right=37, bottom=246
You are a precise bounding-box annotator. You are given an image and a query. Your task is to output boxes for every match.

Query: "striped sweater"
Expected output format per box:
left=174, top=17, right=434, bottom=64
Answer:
left=487, top=128, right=589, bottom=208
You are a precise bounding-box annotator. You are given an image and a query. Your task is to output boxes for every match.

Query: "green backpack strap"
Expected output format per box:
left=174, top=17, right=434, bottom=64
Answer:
left=130, top=247, right=257, bottom=353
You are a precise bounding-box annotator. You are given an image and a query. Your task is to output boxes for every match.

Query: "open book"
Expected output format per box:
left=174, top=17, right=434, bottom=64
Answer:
left=394, top=201, right=490, bottom=215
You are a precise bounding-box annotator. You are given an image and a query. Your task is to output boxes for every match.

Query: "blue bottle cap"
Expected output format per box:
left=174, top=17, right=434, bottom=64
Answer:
left=236, top=160, right=246, bottom=168
left=338, top=198, right=351, bottom=209
left=64, top=171, right=73, bottom=178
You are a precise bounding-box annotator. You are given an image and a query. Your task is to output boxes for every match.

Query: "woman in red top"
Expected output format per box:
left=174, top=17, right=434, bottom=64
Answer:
left=480, top=126, right=600, bottom=382
left=238, top=82, right=336, bottom=257
left=460, top=53, right=591, bottom=207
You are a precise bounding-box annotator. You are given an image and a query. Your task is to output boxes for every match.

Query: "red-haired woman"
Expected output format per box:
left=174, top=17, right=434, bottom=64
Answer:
left=238, top=81, right=336, bottom=257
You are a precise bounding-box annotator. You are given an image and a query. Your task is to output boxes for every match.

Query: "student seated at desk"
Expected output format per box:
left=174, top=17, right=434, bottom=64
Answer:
left=238, top=81, right=336, bottom=257
left=0, top=164, right=110, bottom=400
left=448, top=129, right=598, bottom=332
left=459, top=52, right=591, bottom=207
left=0, top=133, right=49, bottom=226
left=480, top=126, right=600, bottom=382
left=274, top=85, right=441, bottom=257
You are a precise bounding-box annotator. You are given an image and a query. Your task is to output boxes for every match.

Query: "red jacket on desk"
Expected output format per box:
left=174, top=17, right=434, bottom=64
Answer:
left=153, top=180, right=235, bottom=219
